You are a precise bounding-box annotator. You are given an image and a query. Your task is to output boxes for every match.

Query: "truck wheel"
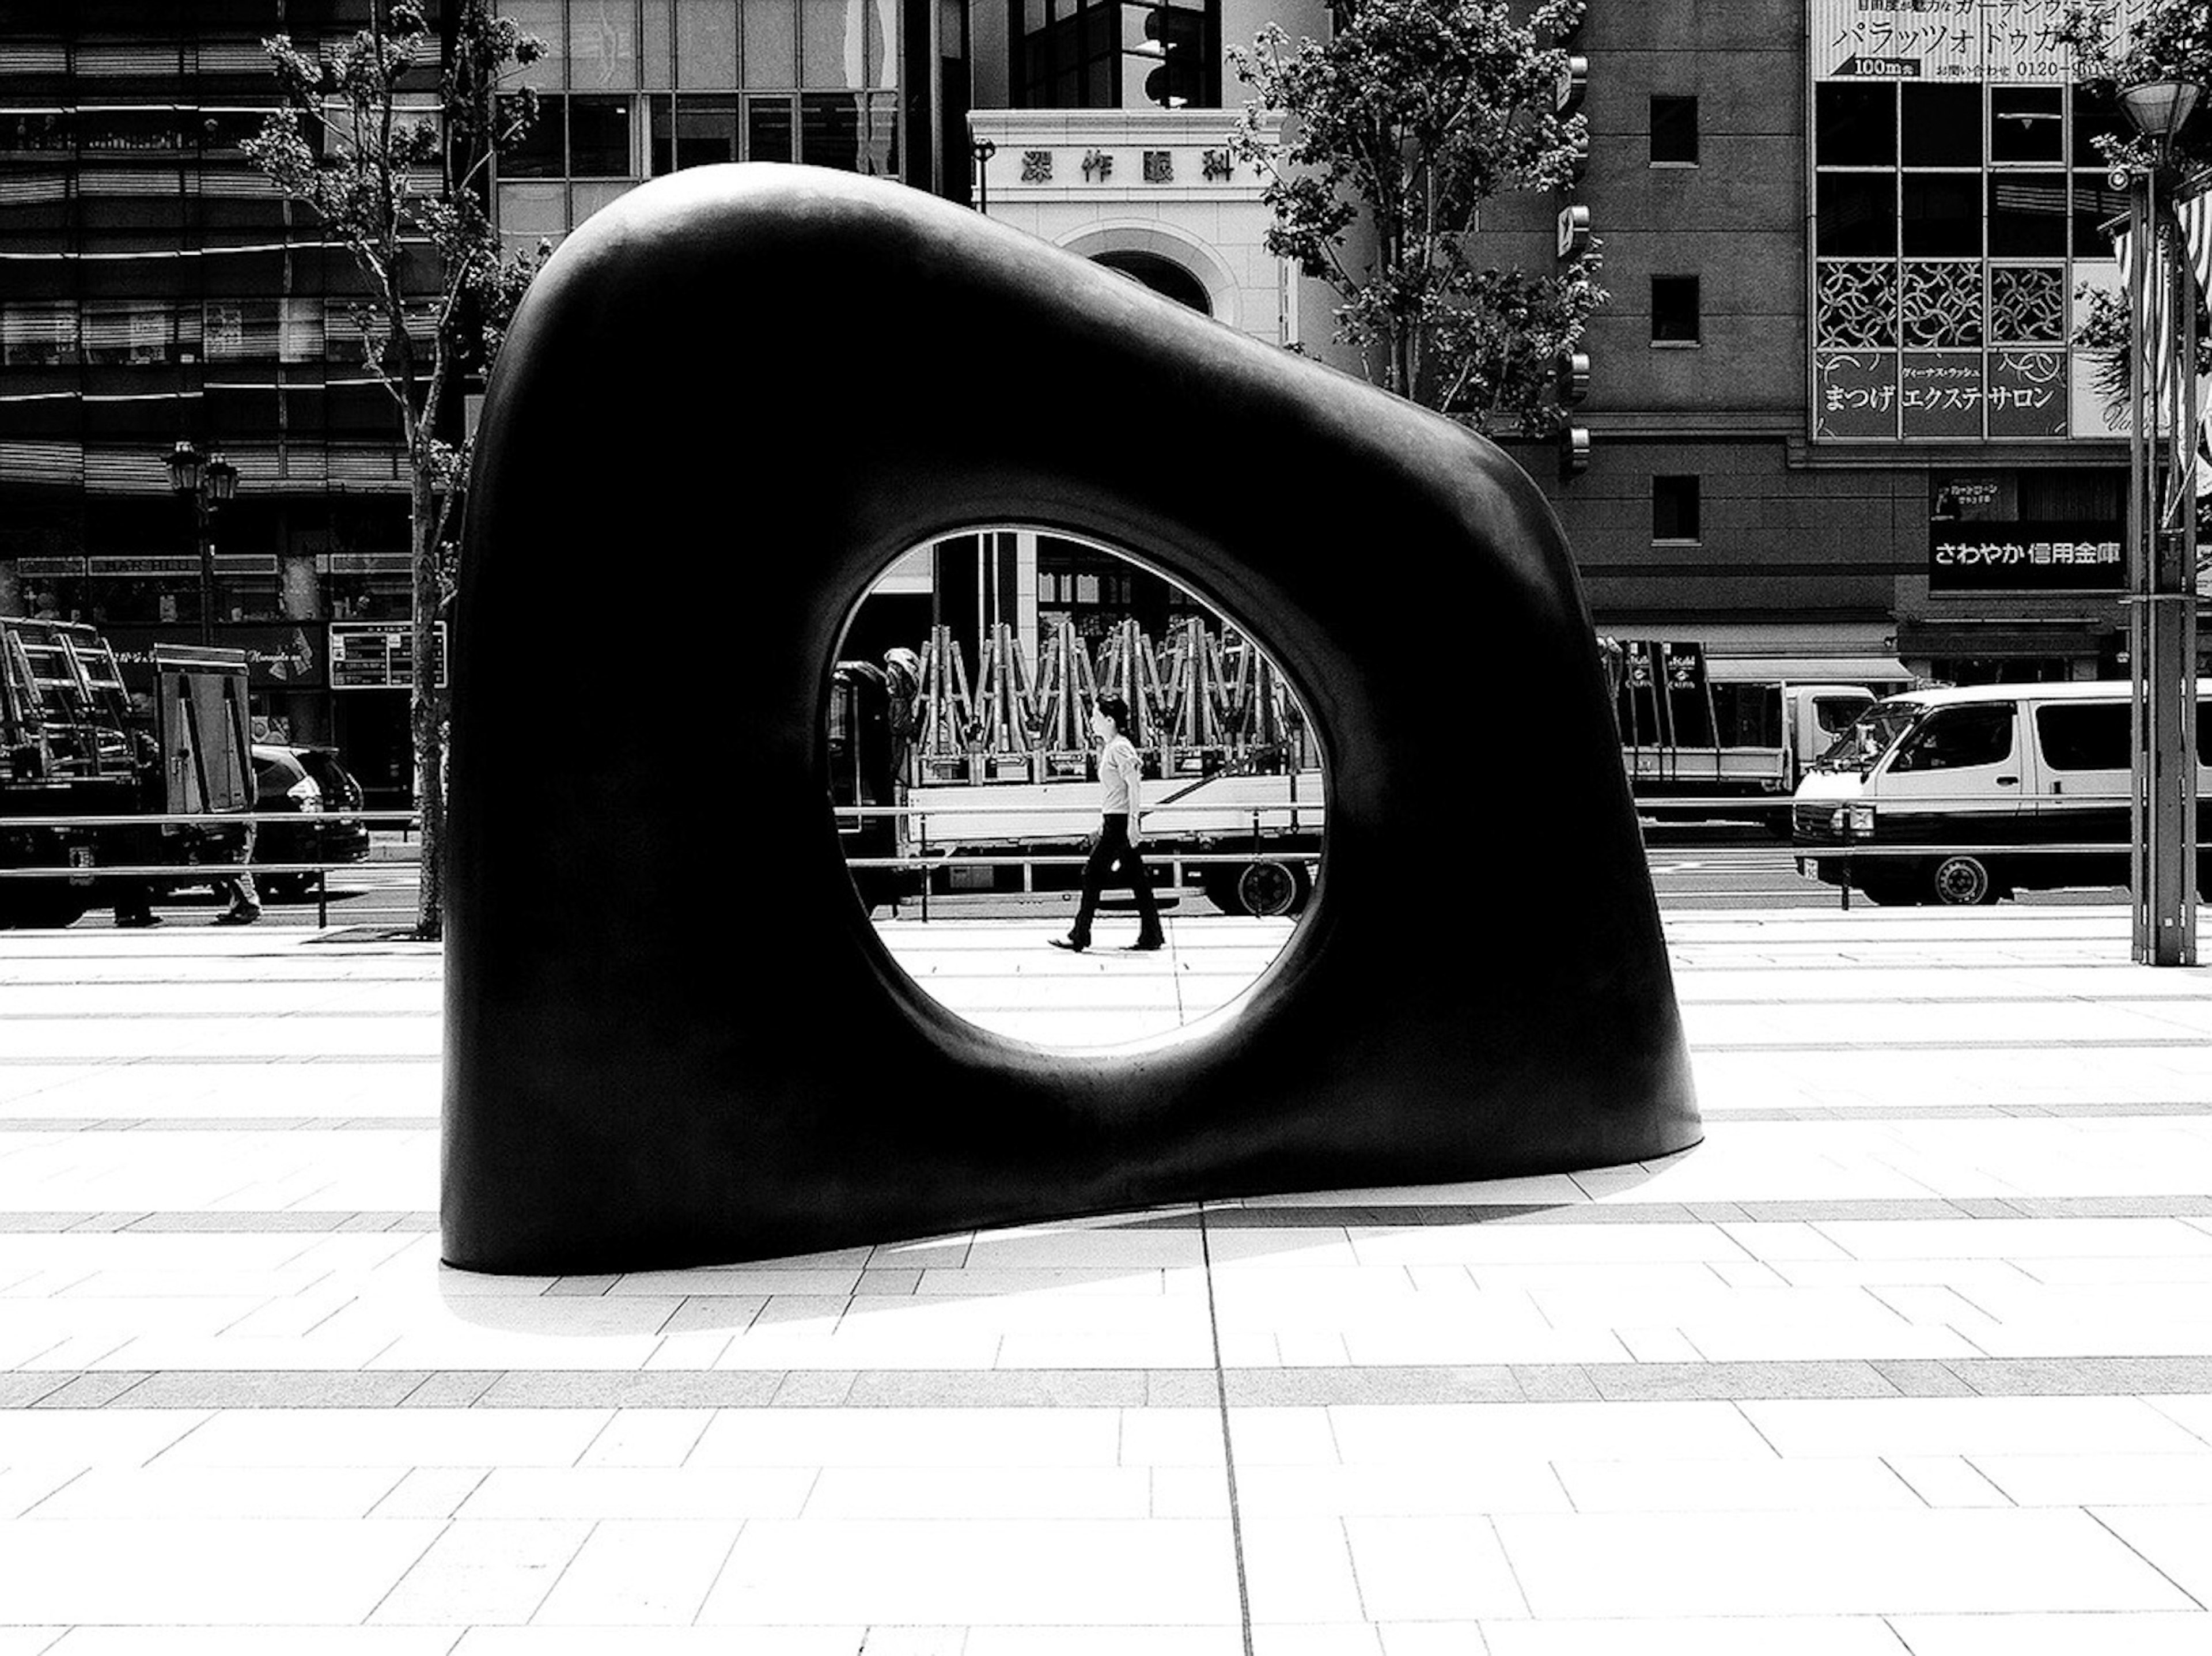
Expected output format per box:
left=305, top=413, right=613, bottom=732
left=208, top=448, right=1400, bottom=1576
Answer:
left=1236, top=858, right=1311, bottom=918
left=1929, top=855, right=1997, bottom=906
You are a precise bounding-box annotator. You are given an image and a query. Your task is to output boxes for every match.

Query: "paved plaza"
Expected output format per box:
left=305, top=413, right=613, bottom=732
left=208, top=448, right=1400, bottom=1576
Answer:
left=0, top=904, right=2208, bottom=1651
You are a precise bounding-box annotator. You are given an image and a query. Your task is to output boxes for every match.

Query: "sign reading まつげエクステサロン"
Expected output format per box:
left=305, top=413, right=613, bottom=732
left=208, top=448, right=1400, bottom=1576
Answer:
left=1929, top=523, right=2124, bottom=592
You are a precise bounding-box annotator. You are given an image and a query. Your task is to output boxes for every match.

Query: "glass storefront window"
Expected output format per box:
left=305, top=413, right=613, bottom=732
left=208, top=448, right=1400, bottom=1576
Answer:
left=1990, top=86, right=2063, bottom=164
left=1, top=300, right=77, bottom=366
left=649, top=94, right=675, bottom=172
left=496, top=181, right=567, bottom=248
left=2072, top=172, right=2127, bottom=256
left=1813, top=74, right=2107, bottom=444
left=747, top=0, right=799, bottom=84
left=1901, top=175, right=1980, bottom=256
left=801, top=92, right=858, bottom=168
left=1816, top=81, right=1893, bottom=166
left=203, top=300, right=278, bottom=361
left=1901, top=84, right=1980, bottom=167
left=81, top=301, right=174, bottom=365
left=676, top=95, right=740, bottom=165
left=676, top=0, right=740, bottom=86
left=747, top=94, right=794, bottom=162
left=568, top=95, right=634, bottom=175
left=1816, top=173, right=1895, bottom=256
left=571, top=179, right=633, bottom=224
left=501, top=93, right=565, bottom=175
left=1988, top=172, right=2068, bottom=257
left=502, top=0, right=566, bottom=89
left=802, top=0, right=861, bottom=88
left=571, top=0, right=640, bottom=87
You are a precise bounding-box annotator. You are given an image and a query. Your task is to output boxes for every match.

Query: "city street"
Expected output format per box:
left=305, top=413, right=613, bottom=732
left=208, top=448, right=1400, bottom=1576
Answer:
left=54, top=826, right=2133, bottom=935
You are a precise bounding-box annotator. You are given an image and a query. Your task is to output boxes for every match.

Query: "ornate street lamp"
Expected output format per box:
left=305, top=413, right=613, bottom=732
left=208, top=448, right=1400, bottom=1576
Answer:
left=166, top=439, right=238, bottom=646
left=2115, top=75, right=2205, bottom=966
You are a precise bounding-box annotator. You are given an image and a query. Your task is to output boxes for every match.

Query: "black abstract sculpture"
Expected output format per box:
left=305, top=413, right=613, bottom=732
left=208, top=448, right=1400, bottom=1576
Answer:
left=444, top=165, right=1699, bottom=1273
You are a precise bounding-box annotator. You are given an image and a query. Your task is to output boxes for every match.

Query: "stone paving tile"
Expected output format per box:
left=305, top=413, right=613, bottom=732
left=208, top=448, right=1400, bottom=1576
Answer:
left=472, top=1371, right=784, bottom=1409
left=1868, top=1360, right=1982, bottom=1398
left=26, top=1371, right=153, bottom=1409
left=843, top=1369, right=1149, bottom=1408
left=1580, top=1362, right=1898, bottom=1402
left=1882, top=1610, right=2212, bottom=1656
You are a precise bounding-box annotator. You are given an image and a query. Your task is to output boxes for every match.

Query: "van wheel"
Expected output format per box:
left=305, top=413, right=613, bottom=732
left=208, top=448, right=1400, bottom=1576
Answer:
left=1929, top=855, right=1997, bottom=906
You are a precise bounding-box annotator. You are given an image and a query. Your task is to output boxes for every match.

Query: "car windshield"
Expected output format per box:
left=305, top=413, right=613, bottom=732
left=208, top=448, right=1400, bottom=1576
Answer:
left=1815, top=700, right=1924, bottom=772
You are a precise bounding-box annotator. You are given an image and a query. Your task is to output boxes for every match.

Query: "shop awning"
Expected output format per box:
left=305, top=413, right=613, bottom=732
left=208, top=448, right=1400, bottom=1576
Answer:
left=1707, top=655, right=1913, bottom=685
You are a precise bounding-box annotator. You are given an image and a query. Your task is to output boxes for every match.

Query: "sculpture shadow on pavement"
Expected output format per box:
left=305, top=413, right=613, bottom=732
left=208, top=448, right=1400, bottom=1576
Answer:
left=443, top=164, right=1700, bottom=1272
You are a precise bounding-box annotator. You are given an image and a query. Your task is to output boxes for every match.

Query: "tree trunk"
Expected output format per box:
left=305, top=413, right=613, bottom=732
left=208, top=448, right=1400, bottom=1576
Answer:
left=408, top=460, right=446, bottom=941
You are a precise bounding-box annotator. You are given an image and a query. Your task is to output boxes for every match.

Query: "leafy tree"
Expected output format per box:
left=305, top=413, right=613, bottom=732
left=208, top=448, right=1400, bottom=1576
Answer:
left=245, top=0, right=547, bottom=939
left=1228, top=0, right=1602, bottom=433
left=2058, top=0, right=2212, bottom=414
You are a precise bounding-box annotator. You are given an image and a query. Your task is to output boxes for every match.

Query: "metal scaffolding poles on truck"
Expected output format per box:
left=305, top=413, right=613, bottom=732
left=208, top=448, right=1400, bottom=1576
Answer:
left=0, top=619, right=255, bottom=928
left=861, top=617, right=1322, bottom=917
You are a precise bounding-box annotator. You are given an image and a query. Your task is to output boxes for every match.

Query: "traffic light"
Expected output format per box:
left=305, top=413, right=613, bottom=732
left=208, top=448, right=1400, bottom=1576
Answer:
left=1142, top=1, right=1206, bottom=109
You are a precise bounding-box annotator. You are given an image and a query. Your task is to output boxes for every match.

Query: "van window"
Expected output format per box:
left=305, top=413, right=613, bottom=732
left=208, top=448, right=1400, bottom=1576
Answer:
left=1893, top=703, right=2013, bottom=771
left=2035, top=702, right=2130, bottom=770
left=1812, top=694, right=1873, bottom=735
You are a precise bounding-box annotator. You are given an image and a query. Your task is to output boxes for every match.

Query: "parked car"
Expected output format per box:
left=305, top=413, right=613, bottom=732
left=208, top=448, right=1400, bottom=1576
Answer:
left=250, top=743, right=372, bottom=901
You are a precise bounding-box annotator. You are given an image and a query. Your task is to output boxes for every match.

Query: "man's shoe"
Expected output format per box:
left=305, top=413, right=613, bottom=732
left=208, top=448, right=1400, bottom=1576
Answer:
left=1123, top=935, right=1165, bottom=952
left=214, top=907, right=260, bottom=926
left=115, top=914, right=161, bottom=929
left=1048, top=935, right=1088, bottom=952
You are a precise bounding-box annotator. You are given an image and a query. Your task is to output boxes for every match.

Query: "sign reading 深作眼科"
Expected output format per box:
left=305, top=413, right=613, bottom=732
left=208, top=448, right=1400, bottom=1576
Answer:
left=1929, top=522, right=2124, bottom=592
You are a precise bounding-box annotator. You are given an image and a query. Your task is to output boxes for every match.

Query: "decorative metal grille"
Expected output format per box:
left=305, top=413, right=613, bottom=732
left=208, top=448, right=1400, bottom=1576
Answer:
left=1902, top=262, right=1983, bottom=348
left=1816, top=262, right=1896, bottom=347
left=1988, top=264, right=2066, bottom=343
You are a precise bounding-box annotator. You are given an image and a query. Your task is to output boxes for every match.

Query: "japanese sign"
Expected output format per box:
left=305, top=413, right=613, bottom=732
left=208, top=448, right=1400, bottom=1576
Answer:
left=1815, top=351, right=1900, bottom=439
left=1813, top=0, right=2139, bottom=85
left=330, top=621, right=448, bottom=690
left=1986, top=350, right=2069, bottom=438
left=1817, top=351, right=2073, bottom=440
left=1928, top=521, right=2124, bottom=591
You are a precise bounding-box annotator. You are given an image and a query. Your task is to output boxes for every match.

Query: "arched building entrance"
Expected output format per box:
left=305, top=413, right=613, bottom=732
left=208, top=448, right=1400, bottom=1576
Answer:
left=1091, top=249, right=1211, bottom=313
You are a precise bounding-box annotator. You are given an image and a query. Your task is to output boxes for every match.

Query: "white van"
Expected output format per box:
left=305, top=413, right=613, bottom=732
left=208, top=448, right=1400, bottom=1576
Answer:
left=1793, top=680, right=2212, bottom=906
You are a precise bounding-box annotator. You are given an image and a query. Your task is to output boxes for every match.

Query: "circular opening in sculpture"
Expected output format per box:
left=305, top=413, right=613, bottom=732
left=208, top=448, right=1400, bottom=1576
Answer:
left=829, top=527, right=1326, bottom=1048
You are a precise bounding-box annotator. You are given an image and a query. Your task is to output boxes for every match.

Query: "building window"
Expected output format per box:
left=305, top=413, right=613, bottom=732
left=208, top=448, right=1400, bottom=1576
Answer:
left=567, top=95, right=634, bottom=175
left=1653, top=475, right=1700, bottom=542
left=1651, top=275, right=1700, bottom=345
left=1013, top=0, right=1218, bottom=110
left=1812, top=74, right=2105, bottom=442
left=501, top=94, right=566, bottom=176
left=1650, top=95, right=1697, bottom=165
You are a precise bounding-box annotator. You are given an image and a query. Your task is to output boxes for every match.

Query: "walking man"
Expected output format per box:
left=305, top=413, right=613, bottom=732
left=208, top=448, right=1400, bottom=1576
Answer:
left=1051, top=693, right=1165, bottom=954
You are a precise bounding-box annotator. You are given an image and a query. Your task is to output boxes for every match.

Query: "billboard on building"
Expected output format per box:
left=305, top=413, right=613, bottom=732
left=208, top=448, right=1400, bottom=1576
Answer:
left=1808, top=1, right=2139, bottom=443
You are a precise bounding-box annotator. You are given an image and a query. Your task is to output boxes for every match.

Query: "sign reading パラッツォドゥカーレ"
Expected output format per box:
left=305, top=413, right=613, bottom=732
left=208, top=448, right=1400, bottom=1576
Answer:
left=1812, top=0, right=2142, bottom=85
left=1928, top=522, right=2125, bottom=591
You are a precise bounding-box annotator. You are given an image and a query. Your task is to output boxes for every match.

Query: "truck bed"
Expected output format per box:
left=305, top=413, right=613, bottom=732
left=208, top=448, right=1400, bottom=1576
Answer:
left=906, top=769, right=1327, bottom=850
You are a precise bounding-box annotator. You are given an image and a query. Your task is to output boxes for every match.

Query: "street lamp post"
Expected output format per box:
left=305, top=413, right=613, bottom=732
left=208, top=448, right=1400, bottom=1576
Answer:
left=165, top=438, right=238, bottom=648
left=2116, top=78, right=2203, bottom=967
